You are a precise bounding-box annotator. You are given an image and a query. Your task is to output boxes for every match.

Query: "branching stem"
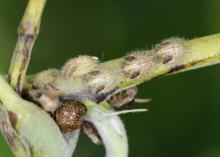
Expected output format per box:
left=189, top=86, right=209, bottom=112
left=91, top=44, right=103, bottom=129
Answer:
left=2, top=1, right=220, bottom=157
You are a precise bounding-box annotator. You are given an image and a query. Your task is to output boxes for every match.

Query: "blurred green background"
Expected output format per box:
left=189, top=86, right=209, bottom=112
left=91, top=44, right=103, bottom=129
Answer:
left=1, top=0, right=220, bottom=157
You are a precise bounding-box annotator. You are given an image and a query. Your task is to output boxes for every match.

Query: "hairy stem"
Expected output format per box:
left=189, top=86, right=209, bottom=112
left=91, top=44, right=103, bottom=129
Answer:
left=97, top=33, right=220, bottom=90
left=30, top=34, right=220, bottom=105
left=8, top=0, right=47, bottom=94
left=85, top=101, right=128, bottom=157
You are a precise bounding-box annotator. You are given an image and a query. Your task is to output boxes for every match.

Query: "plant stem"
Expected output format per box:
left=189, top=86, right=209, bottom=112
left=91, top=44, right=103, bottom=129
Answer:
left=8, top=0, right=47, bottom=94
left=0, top=104, right=30, bottom=157
left=85, top=101, right=128, bottom=157
left=96, top=33, right=220, bottom=90
left=29, top=33, right=220, bottom=103
left=2, top=1, right=82, bottom=157
left=81, top=34, right=220, bottom=157
left=0, top=74, right=79, bottom=157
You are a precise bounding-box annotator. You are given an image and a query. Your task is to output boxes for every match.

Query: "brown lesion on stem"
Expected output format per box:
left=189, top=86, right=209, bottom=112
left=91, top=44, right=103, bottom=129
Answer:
left=8, top=111, right=18, bottom=129
left=8, top=0, right=47, bottom=94
left=16, top=30, right=38, bottom=89
left=0, top=105, right=30, bottom=156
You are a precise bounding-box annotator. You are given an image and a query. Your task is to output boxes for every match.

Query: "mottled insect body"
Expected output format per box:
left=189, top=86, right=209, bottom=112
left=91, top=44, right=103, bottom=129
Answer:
left=122, top=52, right=153, bottom=79
left=25, top=48, right=165, bottom=132
left=83, top=69, right=120, bottom=97
left=153, top=38, right=186, bottom=65
left=107, top=87, right=138, bottom=108
left=24, top=56, right=100, bottom=132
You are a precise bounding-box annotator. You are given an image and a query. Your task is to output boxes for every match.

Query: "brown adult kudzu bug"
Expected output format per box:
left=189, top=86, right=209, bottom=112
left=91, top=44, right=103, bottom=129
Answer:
left=55, top=100, right=87, bottom=132
left=25, top=55, right=149, bottom=132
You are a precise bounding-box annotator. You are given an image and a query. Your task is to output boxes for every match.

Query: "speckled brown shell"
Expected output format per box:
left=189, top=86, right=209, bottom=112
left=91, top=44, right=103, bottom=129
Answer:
left=55, top=100, right=87, bottom=132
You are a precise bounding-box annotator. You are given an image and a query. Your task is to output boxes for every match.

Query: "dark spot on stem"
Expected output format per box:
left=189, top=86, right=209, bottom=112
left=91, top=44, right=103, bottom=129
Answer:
left=89, top=70, right=100, bottom=76
left=15, top=33, right=37, bottom=94
left=124, top=55, right=136, bottom=61
left=16, top=74, right=22, bottom=94
left=168, top=64, right=185, bottom=73
left=8, top=111, right=17, bottom=129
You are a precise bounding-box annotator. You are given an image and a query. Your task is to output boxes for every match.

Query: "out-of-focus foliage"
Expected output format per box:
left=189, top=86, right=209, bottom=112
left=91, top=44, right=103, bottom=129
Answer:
left=0, top=0, right=220, bottom=157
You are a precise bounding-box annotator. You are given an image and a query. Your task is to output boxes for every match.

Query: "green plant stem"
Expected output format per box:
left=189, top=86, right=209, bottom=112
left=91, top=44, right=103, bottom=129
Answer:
left=0, top=74, right=79, bottom=157
left=29, top=33, right=220, bottom=102
left=4, top=5, right=220, bottom=157
left=0, top=105, right=30, bottom=157
left=8, top=0, right=47, bottom=94
left=98, top=33, right=220, bottom=90
left=1, top=1, right=82, bottom=157
left=85, top=101, right=128, bottom=157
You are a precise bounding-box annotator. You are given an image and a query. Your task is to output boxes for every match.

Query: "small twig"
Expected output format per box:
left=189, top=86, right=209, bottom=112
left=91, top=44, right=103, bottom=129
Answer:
left=8, top=0, right=47, bottom=94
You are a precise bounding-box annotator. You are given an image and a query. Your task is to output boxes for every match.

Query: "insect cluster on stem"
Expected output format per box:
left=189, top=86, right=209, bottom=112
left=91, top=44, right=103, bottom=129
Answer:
left=23, top=37, right=186, bottom=142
